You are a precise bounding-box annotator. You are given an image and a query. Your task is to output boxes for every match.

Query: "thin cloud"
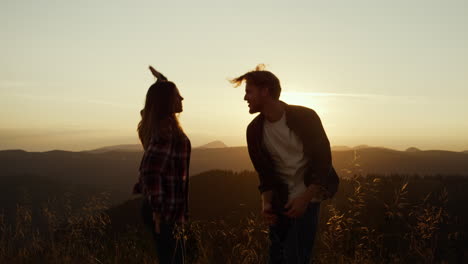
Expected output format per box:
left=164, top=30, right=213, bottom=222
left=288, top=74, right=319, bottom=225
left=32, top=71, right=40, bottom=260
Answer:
left=282, top=91, right=382, bottom=98
left=282, top=91, right=423, bottom=101
left=85, top=99, right=136, bottom=109
left=9, top=93, right=136, bottom=109
left=0, top=128, right=103, bottom=139
left=0, top=80, right=34, bottom=88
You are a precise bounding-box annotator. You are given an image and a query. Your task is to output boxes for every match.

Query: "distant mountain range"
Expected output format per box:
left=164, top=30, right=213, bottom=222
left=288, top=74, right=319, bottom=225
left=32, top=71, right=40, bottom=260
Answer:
left=85, top=144, right=143, bottom=153
left=84, top=140, right=228, bottom=154
left=2, top=144, right=468, bottom=225
left=331, top=145, right=376, bottom=151
left=84, top=142, right=449, bottom=153
left=1, top=143, right=467, bottom=214
left=1, top=144, right=467, bottom=191
left=3, top=144, right=468, bottom=182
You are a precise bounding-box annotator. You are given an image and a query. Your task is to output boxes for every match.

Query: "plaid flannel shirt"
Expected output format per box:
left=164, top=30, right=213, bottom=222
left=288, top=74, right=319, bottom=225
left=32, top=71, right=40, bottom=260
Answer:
left=134, top=132, right=191, bottom=223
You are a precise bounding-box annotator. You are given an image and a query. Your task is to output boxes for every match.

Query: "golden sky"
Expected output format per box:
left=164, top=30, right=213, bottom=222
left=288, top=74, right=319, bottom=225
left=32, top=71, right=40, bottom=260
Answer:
left=1, top=0, right=467, bottom=151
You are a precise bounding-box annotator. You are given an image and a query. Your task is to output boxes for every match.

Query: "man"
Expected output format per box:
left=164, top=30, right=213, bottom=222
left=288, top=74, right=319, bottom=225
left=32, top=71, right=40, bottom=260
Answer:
left=231, top=65, right=339, bottom=263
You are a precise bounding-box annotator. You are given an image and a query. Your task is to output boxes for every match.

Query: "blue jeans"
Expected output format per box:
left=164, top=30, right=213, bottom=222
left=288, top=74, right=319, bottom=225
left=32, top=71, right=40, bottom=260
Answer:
left=268, top=202, right=320, bottom=264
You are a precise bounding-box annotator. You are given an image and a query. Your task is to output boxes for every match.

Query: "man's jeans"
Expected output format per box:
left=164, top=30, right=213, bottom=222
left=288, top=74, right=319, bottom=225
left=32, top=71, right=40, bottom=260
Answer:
left=268, top=202, right=320, bottom=264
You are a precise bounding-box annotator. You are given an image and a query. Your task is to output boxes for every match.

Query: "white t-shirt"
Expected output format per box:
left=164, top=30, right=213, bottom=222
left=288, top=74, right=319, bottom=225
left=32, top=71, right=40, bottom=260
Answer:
left=263, top=111, right=309, bottom=201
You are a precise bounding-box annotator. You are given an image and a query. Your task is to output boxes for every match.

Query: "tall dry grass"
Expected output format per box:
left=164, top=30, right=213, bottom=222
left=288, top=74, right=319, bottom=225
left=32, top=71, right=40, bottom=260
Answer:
left=1, top=171, right=467, bottom=263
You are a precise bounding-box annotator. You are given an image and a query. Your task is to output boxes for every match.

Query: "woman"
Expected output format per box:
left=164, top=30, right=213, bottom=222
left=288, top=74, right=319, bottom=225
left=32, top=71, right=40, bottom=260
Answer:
left=133, top=66, right=191, bottom=264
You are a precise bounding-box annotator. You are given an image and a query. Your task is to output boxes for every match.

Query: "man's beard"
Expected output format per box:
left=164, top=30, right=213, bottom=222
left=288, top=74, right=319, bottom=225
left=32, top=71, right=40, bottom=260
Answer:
left=248, top=104, right=261, bottom=114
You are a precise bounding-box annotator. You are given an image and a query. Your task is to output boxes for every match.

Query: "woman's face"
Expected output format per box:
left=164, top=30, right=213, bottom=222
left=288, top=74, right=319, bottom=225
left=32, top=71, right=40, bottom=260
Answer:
left=174, top=88, right=184, bottom=113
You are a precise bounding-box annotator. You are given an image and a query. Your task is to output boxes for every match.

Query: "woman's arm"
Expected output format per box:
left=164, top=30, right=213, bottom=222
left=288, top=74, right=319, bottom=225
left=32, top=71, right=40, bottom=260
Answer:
left=139, top=136, right=172, bottom=214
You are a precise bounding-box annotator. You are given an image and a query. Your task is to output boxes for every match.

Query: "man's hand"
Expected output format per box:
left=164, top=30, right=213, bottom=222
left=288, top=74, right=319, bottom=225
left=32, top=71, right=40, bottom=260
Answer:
left=260, top=191, right=277, bottom=225
left=284, top=184, right=327, bottom=218
left=153, top=212, right=161, bottom=234
left=284, top=194, right=310, bottom=218
left=262, top=202, right=277, bottom=226
left=306, top=184, right=329, bottom=203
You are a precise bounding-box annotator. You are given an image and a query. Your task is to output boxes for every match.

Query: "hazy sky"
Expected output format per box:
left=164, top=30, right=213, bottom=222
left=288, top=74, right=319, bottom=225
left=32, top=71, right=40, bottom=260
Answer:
left=1, top=0, right=467, bottom=151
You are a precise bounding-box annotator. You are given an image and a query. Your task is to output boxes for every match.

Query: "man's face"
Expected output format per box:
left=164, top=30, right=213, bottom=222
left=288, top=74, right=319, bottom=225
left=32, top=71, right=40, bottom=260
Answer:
left=244, top=83, right=267, bottom=114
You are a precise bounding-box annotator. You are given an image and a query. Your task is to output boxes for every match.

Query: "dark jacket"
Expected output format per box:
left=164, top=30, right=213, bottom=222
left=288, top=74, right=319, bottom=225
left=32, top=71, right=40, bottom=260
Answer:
left=246, top=102, right=339, bottom=213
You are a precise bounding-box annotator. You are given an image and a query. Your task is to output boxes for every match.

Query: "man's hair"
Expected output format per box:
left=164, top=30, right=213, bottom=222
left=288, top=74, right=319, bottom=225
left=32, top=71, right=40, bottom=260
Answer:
left=230, top=64, right=281, bottom=100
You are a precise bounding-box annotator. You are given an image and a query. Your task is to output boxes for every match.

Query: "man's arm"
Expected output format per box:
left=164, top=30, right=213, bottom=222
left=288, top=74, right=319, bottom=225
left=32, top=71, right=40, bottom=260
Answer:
left=246, top=120, right=275, bottom=193
left=246, top=118, right=281, bottom=224
left=300, top=107, right=338, bottom=198
left=261, top=190, right=277, bottom=225
left=261, top=190, right=273, bottom=208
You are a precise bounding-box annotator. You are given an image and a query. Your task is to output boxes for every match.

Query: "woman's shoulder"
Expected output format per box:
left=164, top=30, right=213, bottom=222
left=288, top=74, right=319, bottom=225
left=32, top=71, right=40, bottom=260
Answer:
left=148, top=130, right=172, bottom=145
left=177, top=131, right=191, bottom=145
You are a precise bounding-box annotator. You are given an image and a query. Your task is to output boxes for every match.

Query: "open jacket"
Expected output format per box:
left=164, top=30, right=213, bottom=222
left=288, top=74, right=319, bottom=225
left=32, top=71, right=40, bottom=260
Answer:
left=246, top=102, right=339, bottom=213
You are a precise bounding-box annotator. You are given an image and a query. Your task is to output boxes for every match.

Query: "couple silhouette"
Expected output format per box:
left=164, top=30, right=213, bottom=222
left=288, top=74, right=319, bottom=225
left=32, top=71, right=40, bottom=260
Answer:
left=133, top=64, right=339, bottom=264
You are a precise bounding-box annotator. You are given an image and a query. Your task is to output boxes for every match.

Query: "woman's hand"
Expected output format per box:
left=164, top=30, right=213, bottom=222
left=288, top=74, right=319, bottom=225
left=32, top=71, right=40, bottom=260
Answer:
left=132, top=183, right=142, bottom=194
left=152, top=212, right=161, bottom=234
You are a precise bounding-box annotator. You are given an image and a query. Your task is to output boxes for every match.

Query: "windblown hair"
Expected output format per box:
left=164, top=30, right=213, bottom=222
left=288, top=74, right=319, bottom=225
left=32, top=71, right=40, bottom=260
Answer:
left=230, top=64, right=282, bottom=100
left=137, top=81, right=183, bottom=150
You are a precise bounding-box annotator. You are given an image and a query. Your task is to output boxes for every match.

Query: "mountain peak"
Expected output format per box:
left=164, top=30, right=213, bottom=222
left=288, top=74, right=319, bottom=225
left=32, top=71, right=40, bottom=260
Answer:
left=197, top=140, right=228, bottom=149
left=353, top=144, right=370, bottom=150
left=331, top=145, right=352, bottom=151
left=406, top=147, right=422, bottom=152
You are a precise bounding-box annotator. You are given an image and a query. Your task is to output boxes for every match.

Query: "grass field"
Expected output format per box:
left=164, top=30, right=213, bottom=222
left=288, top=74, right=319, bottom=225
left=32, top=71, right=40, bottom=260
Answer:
left=1, top=172, right=467, bottom=263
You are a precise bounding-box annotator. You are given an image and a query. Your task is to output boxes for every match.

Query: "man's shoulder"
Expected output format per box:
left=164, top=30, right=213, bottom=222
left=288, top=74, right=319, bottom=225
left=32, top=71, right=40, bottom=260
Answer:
left=247, top=114, right=263, bottom=131
left=286, top=104, right=319, bottom=119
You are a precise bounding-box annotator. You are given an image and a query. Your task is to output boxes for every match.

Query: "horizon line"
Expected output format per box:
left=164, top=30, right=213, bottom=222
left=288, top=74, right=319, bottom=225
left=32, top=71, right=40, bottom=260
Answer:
left=1, top=144, right=466, bottom=153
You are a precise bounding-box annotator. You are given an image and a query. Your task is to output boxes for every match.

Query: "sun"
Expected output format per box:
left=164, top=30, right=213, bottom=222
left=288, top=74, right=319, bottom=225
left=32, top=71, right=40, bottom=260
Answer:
left=281, top=92, right=316, bottom=108
left=280, top=91, right=332, bottom=118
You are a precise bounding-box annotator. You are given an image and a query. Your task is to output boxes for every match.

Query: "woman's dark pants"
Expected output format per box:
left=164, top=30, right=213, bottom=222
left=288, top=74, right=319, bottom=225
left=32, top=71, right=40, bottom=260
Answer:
left=142, top=199, right=185, bottom=264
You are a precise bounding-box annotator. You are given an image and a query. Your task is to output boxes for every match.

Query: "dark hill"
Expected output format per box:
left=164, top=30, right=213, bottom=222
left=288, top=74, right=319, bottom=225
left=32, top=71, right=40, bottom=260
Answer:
left=107, top=170, right=261, bottom=231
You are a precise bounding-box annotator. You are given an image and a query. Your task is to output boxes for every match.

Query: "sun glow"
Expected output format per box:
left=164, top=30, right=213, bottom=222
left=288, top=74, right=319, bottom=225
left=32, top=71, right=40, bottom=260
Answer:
left=280, top=91, right=329, bottom=113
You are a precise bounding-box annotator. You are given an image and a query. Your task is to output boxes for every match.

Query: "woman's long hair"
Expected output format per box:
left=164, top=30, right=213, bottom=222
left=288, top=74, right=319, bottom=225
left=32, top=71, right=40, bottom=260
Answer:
left=138, top=81, right=183, bottom=150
